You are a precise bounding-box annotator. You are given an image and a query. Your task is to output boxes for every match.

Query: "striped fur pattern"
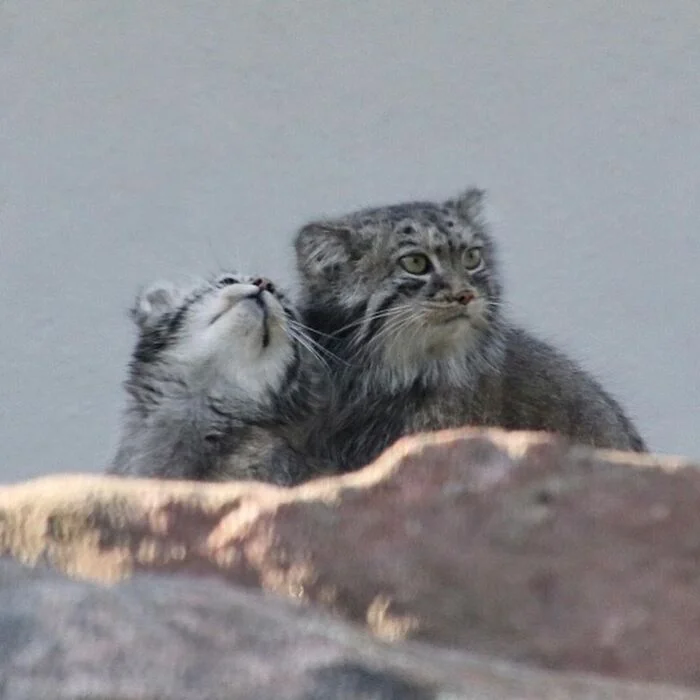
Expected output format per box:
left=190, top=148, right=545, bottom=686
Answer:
left=109, top=272, right=323, bottom=485
left=295, top=188, right=646, bottom=473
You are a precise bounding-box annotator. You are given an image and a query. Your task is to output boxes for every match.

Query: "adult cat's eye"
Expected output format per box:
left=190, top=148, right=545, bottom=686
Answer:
left=399, top=253, right=431, bottom=275
left=217, top=276, right=239, bottom=286
left=462, top=247, right=483, bottom=270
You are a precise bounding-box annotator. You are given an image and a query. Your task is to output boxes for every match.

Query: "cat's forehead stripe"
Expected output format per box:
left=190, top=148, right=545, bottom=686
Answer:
left=351, top=201, right=441, bottom=225
left=394, top=227, right=475, bottom=254
left=347, top=203, right=478, bottom=245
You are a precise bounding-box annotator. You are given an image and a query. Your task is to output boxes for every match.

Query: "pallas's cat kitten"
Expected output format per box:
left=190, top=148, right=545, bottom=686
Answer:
left=109, top=272, right=324, bottom=485
left=295, top=188, right=646, bottom=472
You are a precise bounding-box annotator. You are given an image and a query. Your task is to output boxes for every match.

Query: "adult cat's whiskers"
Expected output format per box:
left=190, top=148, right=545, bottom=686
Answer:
left=333, top=303, right=415, bottom=340
left=289, top=319, right=338, bottom=341
left=354, top=307, right=418, bottom=361
left=349, top=304, right=418, bottom=351
left=287, top=325, right=334, bottom=372
left=352, top=306, right=414, bottom=348
left=287, top=318, right=349, bottom=367
left=380, top=313, right=423, bottom=362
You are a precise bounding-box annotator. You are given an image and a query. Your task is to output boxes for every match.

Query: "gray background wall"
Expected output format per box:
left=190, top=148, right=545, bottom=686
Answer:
left=2, top=0, right=698, bottom=483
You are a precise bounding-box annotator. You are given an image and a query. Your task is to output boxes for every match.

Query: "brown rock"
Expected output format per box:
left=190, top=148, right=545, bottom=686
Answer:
left=3, top=556, right=699, bottom=700
left=1, top=428, right=700, bottom=688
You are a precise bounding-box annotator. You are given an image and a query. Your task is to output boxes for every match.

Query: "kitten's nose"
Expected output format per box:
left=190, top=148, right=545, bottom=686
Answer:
left=252, top=277, right=275, bottom=294
left=453, top=289, right=475, bottom=305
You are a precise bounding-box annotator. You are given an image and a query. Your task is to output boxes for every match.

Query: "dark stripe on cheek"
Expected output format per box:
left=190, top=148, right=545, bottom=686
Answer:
left=283, top=341, right=301, bottom=389
left=282, top=303, right=300, bottom=324
left=347, top=300, right=369, bottom=325
left=303, top=300, right=368, bottom=339
left=361, top=291, right=400, bottom=345
left=131, top=321, right=178, bottom=364
left=166, top=308, right=187, bottom=338
left=167, top=290, right=204, bottom=336
left=396, top=277, right=426, bottom=294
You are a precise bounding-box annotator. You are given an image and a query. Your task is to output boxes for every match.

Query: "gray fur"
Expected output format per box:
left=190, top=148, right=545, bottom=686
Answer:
left=109, top=272, right=326, bottom=485
left=295, top=188, right=646, bottom=473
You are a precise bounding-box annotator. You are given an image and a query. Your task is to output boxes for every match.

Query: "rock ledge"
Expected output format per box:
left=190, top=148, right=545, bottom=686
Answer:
left=2, top=428, right=700, bottom=697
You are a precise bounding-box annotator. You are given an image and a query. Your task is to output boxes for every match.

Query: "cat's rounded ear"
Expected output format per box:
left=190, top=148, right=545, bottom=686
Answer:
left=454, top=187, right=487, bottom=225
left=130, top=281, right=182, bottom=328
left=294, top=222, right=356, bottom=282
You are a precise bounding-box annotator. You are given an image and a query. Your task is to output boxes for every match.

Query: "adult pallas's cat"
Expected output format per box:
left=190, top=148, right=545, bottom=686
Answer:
left=295, top=187, right=646, bottom=473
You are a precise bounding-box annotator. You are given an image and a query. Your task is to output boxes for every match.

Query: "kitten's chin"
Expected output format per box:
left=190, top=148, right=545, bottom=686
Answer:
left=209, top=294, right=291, bottom=351
left=173, top=299, right=293, bottom=381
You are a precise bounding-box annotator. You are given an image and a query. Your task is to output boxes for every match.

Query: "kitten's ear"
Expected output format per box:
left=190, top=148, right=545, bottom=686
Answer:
left=130, top=281, right=182, bottom=328
left=454, top=187, right=487, bottom=225
left=294, top=222, right=357, bottom=282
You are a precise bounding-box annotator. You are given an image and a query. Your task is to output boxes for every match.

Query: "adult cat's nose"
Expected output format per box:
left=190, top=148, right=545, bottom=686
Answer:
left=453, top=289, right=475, bottom=305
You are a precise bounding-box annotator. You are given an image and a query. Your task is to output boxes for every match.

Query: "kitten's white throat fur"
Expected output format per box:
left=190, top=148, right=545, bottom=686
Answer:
left=170, top=283, right=294, bottom=397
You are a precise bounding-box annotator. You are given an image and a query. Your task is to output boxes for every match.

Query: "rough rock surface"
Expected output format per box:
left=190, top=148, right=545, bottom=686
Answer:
left=3, top=557, right=699, bottom=700
left=2, top=428, right=700, bottom=691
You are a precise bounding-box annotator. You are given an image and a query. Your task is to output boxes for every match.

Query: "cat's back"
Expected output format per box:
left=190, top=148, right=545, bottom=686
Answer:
left=313, top=375, right=478, bottom=472
left=499, top=326, right=646, bottom=451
